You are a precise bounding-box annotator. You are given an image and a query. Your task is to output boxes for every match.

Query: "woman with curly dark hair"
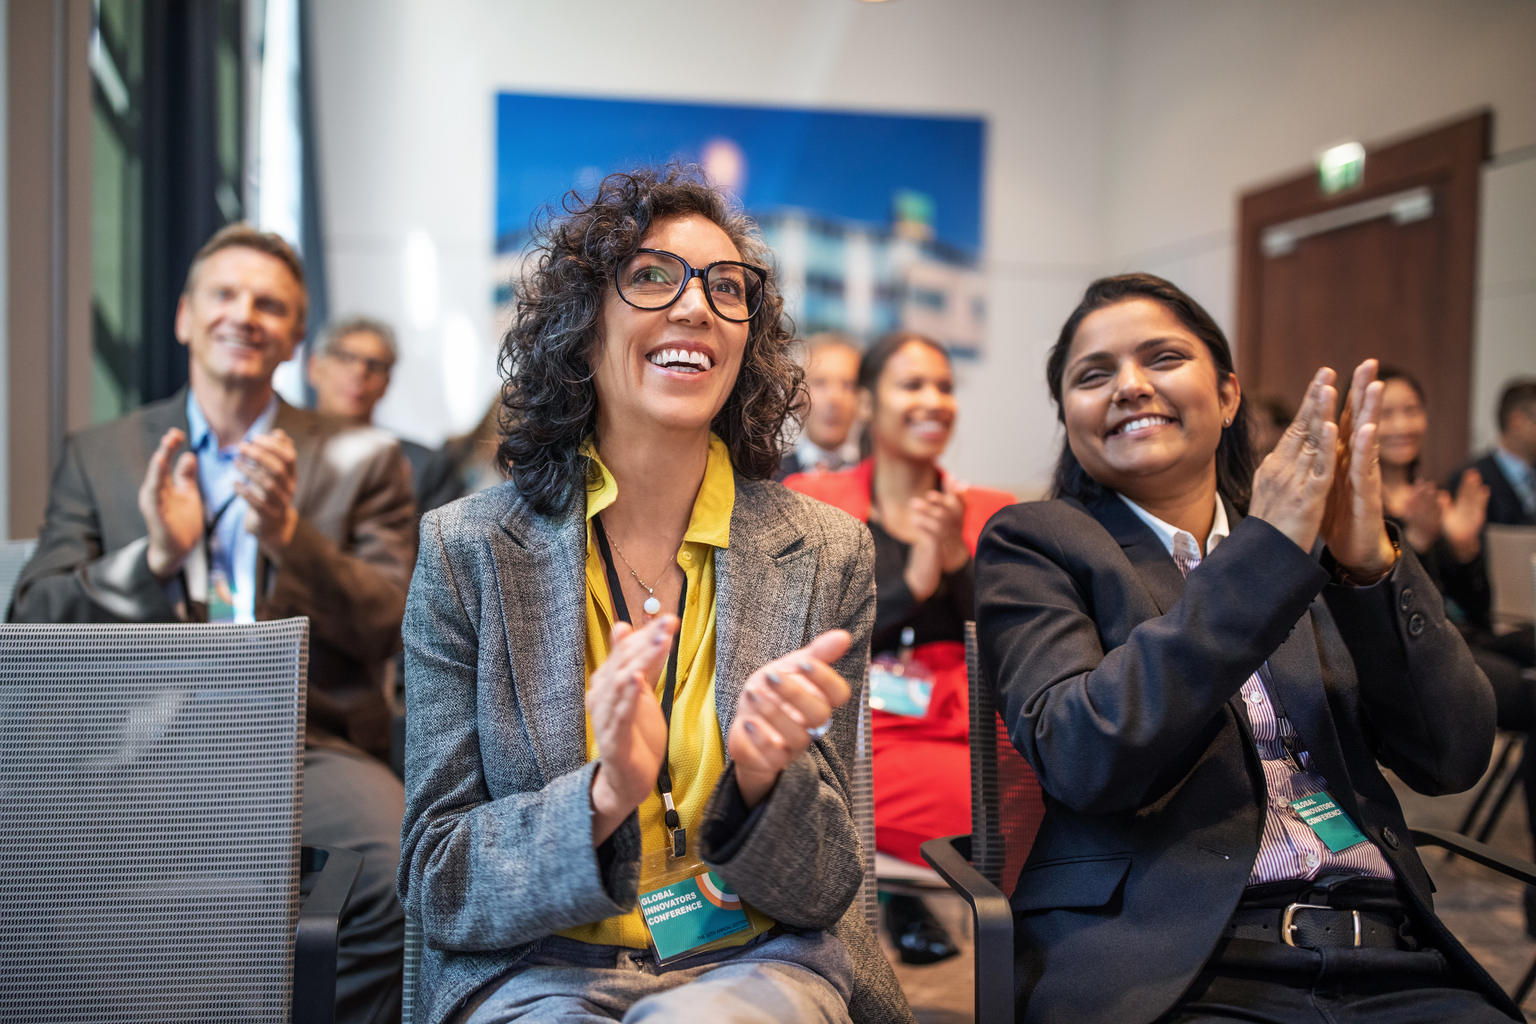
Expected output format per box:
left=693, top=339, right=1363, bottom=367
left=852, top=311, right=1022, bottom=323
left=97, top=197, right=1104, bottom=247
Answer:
left=399, top=167, right=913, bottom=1024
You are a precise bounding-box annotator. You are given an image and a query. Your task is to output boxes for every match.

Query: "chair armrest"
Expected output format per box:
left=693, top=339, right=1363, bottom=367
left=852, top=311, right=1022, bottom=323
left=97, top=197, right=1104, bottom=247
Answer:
left=1410, top=827, right=1536, bottom=886
left=921, top=835, right=1014, bottom=1024
left=294, top=845, right=364, bottom=1024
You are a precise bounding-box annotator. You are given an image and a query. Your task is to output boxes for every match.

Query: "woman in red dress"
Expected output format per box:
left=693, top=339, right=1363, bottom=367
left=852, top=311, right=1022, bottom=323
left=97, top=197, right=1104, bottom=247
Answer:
left=785, top=331, right=1013, bottom=963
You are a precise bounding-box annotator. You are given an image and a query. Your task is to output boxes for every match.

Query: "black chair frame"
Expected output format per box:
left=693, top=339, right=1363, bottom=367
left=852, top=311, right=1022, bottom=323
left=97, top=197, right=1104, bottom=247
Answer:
left=295, top=845, right=364, bottom=1024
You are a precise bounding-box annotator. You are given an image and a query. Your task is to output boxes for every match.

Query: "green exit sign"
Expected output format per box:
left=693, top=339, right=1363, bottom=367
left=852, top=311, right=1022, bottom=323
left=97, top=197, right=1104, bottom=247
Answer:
left=1318, top=142, right=1365, bottom=195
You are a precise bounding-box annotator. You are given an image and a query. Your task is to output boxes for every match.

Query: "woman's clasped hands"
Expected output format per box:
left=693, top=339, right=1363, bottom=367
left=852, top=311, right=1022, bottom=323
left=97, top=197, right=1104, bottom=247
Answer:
left=904, top=479, right=970, bottom=603
left=1249, top=360, right=1399, bottom=583
left=587, top=616, right=853, bottom=845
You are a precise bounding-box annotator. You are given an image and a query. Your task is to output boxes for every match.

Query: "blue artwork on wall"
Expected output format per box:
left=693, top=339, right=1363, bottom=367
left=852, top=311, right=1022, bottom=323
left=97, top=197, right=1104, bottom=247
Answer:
left=495, top=93, right=988, bottom=356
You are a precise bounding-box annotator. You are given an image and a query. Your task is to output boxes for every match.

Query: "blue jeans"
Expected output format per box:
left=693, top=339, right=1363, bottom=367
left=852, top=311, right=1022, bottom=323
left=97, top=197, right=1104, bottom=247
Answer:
left=459, top=929, right=854, bottom=1024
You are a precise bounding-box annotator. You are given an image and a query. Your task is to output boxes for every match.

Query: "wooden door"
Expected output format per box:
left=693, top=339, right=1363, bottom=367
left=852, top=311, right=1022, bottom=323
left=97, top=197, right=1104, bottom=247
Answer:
left=1237, top=112, right=1490, bottom=481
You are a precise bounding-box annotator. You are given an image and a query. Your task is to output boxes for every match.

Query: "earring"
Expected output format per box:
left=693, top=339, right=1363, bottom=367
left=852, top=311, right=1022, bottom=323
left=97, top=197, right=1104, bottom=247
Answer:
left=1223, top=417, right=1232, bottom=427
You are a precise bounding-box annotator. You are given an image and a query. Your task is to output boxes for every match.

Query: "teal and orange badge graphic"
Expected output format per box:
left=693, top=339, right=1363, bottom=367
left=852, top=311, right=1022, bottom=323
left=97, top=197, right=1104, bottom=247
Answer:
left=638, top=870, right=752, bottom=963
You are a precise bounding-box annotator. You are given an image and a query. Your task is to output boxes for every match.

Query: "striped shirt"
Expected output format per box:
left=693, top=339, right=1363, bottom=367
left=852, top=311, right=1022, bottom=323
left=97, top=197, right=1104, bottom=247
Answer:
left=1118, top=494, right=1393, bottom=885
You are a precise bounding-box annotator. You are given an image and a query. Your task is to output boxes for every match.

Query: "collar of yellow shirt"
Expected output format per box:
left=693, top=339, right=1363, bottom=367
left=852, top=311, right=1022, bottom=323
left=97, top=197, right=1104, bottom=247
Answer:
left=582, top=433, right=734, bottom=549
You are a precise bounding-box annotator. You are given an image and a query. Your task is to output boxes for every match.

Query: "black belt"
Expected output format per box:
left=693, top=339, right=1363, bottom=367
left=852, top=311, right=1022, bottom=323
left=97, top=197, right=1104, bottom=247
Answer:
left=1225, top=873, right=1415, bottom=950
left=1226, top=905, right=1407, bottom=949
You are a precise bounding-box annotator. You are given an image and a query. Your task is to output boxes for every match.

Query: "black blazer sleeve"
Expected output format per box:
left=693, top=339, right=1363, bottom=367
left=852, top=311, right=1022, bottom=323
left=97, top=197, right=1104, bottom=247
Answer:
left=1319, top=539, right=1495, bottom=795
left=975, top=503, right=1327, bottom=815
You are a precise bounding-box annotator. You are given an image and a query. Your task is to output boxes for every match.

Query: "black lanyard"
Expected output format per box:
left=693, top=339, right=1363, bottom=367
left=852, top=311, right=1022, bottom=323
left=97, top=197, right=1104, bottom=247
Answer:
left=592, top=516, right=690, bottom=857
left=1255, top=661, right=1308, bottom=774
left=205, top=495, right=238, bottom=545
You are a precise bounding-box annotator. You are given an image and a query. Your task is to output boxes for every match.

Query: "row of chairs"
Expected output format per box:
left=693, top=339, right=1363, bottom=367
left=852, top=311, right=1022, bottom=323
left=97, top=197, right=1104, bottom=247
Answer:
left=2, top=535, right=1532, bottom=1022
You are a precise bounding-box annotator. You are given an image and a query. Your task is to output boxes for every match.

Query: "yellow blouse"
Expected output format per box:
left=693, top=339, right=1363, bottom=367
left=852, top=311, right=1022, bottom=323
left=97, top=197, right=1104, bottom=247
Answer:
left=557, top=434, right=775, bottom=949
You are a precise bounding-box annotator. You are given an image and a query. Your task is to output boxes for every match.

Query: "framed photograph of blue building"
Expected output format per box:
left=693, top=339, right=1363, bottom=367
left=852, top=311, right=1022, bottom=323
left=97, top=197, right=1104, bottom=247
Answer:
left=495, top=93, right=987, bottom=357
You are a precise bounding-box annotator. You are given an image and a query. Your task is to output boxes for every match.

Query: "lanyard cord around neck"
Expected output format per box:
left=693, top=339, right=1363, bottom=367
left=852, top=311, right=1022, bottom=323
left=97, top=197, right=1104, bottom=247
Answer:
left=592, top=515, right=690, bottom=855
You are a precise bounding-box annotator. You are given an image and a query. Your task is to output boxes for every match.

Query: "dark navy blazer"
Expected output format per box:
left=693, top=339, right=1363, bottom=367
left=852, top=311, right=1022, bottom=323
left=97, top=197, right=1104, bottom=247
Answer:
left=975, top=494, right=1511, bottom=1024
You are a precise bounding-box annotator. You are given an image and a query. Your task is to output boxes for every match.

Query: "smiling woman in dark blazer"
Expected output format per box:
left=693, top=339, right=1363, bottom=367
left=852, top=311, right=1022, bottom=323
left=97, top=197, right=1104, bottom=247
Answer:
left=399, top=169, right=911, bottom=1024
left=975, top=274, right=1511, bottom=1024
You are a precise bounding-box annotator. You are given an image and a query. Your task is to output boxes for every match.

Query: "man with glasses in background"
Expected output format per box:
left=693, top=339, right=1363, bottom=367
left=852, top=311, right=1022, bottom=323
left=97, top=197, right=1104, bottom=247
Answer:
left=308, top=316, right=456, bottom=514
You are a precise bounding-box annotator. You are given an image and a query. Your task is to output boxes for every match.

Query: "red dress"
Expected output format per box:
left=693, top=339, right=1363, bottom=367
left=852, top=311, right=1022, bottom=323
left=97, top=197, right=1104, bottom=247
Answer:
left=784, top=459, right=1015, bottom=864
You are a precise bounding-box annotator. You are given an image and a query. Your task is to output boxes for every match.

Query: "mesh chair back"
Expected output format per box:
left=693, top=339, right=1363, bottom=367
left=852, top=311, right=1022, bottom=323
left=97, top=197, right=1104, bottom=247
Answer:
left=0, top=538, right=36, bottom=616
left=0, top=620, right=308, bottom=1022
left=401, top=676, right=878, bottom=1024
left=965, top=621, right=1046, bottom=899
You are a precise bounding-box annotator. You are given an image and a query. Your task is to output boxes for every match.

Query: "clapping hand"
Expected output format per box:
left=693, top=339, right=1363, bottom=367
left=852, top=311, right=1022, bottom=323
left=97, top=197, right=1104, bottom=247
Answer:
left=904, top=479, right=969, bottom=602
left=236, top=429, right=299, bottom=552
left=1249, top=368, right=1340, bottom=555
left=1399, top=481, right=1442, bottom=553
left=1251, top=361, right=1398, bottom=583
left=728, top=630, right=854, bottom=808
left=138, top=428, right=204, bottom=581
left=1439, top=468, right=1490, bottom=564
left=588, top=615, right=677, bottom=845
left=1319, top=360, right=1397, bottom=580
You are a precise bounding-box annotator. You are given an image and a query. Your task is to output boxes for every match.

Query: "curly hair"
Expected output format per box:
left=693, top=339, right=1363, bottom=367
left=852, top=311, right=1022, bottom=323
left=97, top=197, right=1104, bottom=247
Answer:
left=1045, top=273, right=1255, bottom=513
left=496, top=166, right=802, bottom=516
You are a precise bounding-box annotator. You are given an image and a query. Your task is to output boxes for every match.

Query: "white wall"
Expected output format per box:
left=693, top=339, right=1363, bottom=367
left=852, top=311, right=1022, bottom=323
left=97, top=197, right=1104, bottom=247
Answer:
left=1474, top=150, right=1536, bottom=453
left=310, top=0, right=1536, bottom=496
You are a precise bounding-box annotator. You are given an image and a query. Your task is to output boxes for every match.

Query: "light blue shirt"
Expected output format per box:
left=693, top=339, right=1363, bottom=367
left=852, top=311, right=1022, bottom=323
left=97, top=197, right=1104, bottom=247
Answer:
left=184, top=391, right=279, bottom=623
left=1494, top=446, right=1536, bottom=518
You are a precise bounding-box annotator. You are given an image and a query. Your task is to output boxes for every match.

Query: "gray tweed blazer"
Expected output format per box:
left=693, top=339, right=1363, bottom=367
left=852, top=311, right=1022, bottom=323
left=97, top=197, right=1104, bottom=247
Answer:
left=399, top=475, right=915, bottom=1024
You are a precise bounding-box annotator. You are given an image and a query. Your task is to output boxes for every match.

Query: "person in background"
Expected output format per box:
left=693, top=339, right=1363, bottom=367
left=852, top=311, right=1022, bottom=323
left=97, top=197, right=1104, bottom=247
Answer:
left=977, top=272, right=1509, bottom=1024
left=307, top=315, right=459, bottom=514
left=785, top=331, right=1014, bottom=965
left=1454, top=379, right=1536, bottom=527
left=1249, top=394, right=1294, bottom=461
left=400, top=168, right=912, bottom=1024
left=1377, top=367, right=1536, bottom=933
left=12, top=225, right=414, bottom=1024
left=777, top=333, right=862, bottom=479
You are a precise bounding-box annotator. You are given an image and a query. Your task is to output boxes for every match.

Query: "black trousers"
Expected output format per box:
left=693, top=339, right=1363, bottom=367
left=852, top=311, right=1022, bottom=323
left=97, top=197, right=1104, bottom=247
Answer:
left=1158, top=937, right=1511, bottom=1024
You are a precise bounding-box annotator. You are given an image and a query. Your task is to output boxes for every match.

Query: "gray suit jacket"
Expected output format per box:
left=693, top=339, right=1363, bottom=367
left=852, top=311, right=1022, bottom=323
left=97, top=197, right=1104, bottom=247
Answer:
left=399, top=476, right=914, bottom=1024
left=10, top=389, right=417, bottom=757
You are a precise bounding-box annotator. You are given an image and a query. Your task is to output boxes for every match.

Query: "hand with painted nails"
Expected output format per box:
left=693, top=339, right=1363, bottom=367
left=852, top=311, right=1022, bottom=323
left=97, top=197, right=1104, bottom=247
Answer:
left=138, top=427, right=205, bottom=581
left=727, top=629, right=854, bottom=808
left=236, top=428, right=300, bottom=553
left=587, top=614, right=677, bottom=845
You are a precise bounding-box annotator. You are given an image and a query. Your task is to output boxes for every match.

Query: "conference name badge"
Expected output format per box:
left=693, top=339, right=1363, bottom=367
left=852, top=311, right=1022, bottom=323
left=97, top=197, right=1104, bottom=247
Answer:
left=867, top=664, right=933, bottom=719
left=638, top=870, right=752, bottom=964
left=1290, top=792, right=1371, bottom=853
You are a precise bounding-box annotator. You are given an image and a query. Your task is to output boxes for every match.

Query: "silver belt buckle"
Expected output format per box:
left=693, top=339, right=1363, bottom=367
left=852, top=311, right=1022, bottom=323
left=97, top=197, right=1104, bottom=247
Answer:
left=1282, top=902, right=1361, bottom=948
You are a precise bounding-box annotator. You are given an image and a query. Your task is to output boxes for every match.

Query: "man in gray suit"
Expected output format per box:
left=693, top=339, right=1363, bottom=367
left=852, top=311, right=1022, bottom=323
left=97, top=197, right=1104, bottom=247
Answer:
left=11, top=224, right=415, bottom=1024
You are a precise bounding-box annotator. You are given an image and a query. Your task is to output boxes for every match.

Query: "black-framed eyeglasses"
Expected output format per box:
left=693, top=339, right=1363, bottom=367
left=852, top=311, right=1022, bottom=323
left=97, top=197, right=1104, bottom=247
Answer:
left=615, top=249, right=766, bottom=323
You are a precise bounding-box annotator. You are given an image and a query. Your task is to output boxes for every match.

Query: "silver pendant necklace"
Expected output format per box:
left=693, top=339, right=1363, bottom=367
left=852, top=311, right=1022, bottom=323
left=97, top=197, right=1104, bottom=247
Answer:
left=602, top=524, right=667, bottom=616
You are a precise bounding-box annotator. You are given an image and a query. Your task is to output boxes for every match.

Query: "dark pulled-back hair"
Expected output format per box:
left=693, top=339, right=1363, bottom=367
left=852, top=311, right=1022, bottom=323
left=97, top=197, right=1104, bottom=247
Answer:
left=857, top=330, right=949, bottom=393
left=1045, top=273, right=1255, bottom=512
left=497, top=166, right=801, bottom=516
